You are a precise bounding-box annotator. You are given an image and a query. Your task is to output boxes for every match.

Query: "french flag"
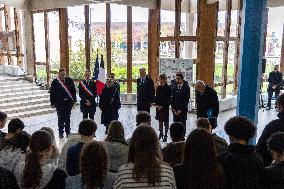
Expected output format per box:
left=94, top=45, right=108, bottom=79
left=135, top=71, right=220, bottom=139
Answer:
left=93, top=54, right=106, bottom=96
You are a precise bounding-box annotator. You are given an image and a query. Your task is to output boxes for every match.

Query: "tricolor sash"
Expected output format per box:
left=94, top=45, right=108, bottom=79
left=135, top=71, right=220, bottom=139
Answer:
left=56, top=77, right=74, bottom=101
left=79, top=80, right=94, bottom=97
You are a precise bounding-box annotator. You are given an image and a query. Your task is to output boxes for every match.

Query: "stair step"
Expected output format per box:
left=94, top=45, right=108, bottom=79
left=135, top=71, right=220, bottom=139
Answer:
left=0, top=93, right=50, bottom=104
left=0, top=76, right=25, bottom=82
left=2, top=102, right=51, bottom=114
left=8, top=108, right=56, bottom=119
left=0, top=97, right=50, bottom=109
left=0, top=80, right=30, bottom=86
left=0, top=86, right=40, bottom=94
left=0, top=83, right=34, bottom=90
left=0, top=90, right=47, bottom=99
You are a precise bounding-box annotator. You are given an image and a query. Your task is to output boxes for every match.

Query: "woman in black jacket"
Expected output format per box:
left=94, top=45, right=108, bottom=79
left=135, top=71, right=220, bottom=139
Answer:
left=263, top=132, right=284, bottom=189
left=218, top=116, right=264, bottom=189
left=155, top=73, right=171, bottom=142
left=99, top=78, right=121, bottom=134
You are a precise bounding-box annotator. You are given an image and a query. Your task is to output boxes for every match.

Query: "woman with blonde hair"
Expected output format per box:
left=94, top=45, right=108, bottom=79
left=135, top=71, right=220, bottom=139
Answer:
left=40, top=127, right=59, bottom=164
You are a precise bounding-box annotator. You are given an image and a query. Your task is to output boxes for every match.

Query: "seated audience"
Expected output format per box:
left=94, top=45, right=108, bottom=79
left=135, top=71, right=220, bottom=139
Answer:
left=136, top=111, right=151, bottom=126
left=0, top=131, right=30, bottom=171
left=196, top=117, right=228, bottom=154
left=40, top=127, right=59, bottom=164
left=5, top=118, right=25, bottom=140
left=174, top=128, right=224, bottom=189
left=114, top=124, right=176, bottom=188
left=256, top=93, right=284, bottom=166
left=0, top=166, right=20, bottom=189
left=66, top=141, right=116, bottom=189
left=14, top=130, right=67, bottom=189
left=218, top=116, right=264, bottom=189
left=103, top=120, right=128, bottom=173
left=263, top=132, right=284, bottom=189
left=162, top=122, right=185, bottom=166
left=66, top=119, right=97, bottom=176
left=0, top=111, right=7, bottom=146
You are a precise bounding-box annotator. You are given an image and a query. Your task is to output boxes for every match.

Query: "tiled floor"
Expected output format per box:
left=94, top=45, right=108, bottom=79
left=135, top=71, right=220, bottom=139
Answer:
left=2, top=105, right=278, bottom=149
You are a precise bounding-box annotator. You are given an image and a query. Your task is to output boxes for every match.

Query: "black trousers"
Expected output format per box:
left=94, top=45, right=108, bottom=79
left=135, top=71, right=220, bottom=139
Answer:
left=82, top=111, right=95, bottom=120
left=56, top=106, right=72, bottom=135
left=267, top=89, right=280, bottom=108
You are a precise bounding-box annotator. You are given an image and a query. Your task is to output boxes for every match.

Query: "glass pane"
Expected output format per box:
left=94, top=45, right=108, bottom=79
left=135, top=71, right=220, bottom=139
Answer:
left=180, top=41, right=197, bottom=59
left=68, top=6, right=85, bottom=80
left=217, top=11, right=226, bottom=37
left=160, top=41, right=175, bottom=58
left=181, top=12, right=197, bottom=36
left=228, top=42, right=236, bottom=82
left=132, top=6, right=148, bottom=80
left=160, top=10, right=175, bottom=37
left=215, top=41, right=224, bottom=84
left=33, top=13, right=46, bottom=63
left=36, top=65, right=46, bottom=81
left=90, top=3, right=107, bottom=76
left=48, top=11, right=60, bottom=71
left=230, top=10, right=238, bottom=37
left=111, top=4, right=127, bottom=80
left=214, top=86, right=222, bottom=96
left=226, top=84, right=234, bottom=97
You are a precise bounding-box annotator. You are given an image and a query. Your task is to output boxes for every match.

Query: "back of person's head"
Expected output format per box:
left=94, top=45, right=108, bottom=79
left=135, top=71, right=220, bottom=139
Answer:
left=183, top=128, right=223, bottom=189
left=128, top=124, right=161, bottom=185
left=8, top=118, right=24, bottom=133
left=224, top=116, right=256, bottom=143
left=0, top=111, right=7, bottom=128
left=136, top=111, right=151, bottom=126
left=196, top=118, right=211, bottom=131
left=106, top=120, right=125, bottom=140
left=40, top=127, right=59, bottom=160
left=78, top=119, right=97, bottom=137
left=40, top=127, right=56, bottom=144
left=22, top=130, right=52, bottom=188
left=170, top=122, right=185, bottom=142
left=276, top=93, right=284, bottom=112
left=1, top=131, right=31, bottom=153
left=267, top=132, right=284, bottom=158
left=80, top=141, right=108, bottom=189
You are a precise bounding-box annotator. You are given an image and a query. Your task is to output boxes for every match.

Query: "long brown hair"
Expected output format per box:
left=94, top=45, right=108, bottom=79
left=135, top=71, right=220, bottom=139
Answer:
left=183, top=128, right=224, bottom=189
left=22, top=130, right=52, bottom=188
left=40, top=127, right=59, bottom=161
left=105, top=120, right=127, bottom=145
left=128, top=124, right=162, bottom=185
left=80, top=141, right=108, bottom=189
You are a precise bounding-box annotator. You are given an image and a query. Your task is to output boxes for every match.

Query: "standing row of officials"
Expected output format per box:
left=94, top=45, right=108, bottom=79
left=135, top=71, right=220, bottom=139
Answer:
left=50, top=68, right=219, bottom=140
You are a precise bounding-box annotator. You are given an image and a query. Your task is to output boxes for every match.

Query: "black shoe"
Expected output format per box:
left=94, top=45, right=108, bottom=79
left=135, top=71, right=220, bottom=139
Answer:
left=163, top=135, right=167, bottom=142
left=59, top=134, right=64, bottom=139
left=66, top=133, right=70, bottom=138
left=105, top=130, right=108, bottom=135
left=266, top=107, right=271, bottom=110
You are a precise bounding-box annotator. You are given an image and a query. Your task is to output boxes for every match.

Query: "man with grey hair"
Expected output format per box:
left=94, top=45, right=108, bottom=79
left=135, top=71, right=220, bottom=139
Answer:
left=195, top=80, right=219, bottom=129
left=137, top=68, right=155, bottom=113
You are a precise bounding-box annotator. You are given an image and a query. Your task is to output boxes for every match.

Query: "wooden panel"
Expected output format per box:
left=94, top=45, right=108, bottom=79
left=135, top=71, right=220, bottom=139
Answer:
left=31, top=13, right=37, bottom=78
left=0, top=11, right=3, bottom=64
left=196, top=0, right=219, bottom=87
left=148, top=6, right=159, bottom=82
left=4, top=5, right=11, bottom=65
left=59, top=8, right=69, bottom=74
left=44, top=12, right=51, bottom=88
left=106, top=3, right=111, bottom=75
left=174, top=0, right=181, bottom=58
left=84, top=5, right=90, bottom=70
left=280, top=24, right=284, bottom=73
left=221, top=0, right=232, bottom=98
left=127, top=6, right=132, bottom=93
left=14, top=8, right=22, bottom=66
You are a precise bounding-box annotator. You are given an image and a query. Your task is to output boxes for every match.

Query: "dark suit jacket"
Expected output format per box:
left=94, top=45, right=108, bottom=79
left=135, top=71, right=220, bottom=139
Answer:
left=137, top=76, right=155, bottom=108
left=78, top=79, right=97, bottom=112
left=196, top=85, right=219, bottom=118
left=50, top=77, right=76, bottom=108
left=171, top=82, right=190, bottom=114
left=99, top=85, right=121, bottom=111
left=268, top=71, right=282, bottom=91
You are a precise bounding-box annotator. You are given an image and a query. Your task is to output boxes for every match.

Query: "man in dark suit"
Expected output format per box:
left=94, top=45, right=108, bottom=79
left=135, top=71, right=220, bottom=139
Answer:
left=171, top=72, right=190, bottom=130
left=267, top=65, right=282, bottom=110
left=79, top=70, right=97, bottom=120
left=195, top=80, right=219, bottom=129
left=50, top=68, right=76, bottom=138
left=137, top=68, right=155, bottom=113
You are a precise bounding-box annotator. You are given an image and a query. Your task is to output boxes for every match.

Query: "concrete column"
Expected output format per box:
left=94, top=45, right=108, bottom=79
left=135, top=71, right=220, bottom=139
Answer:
left=237, top=0, right=267, bottom=143
left=184, top=12, right=195, bottom=58
left=22, top=10, right=35, bottom=78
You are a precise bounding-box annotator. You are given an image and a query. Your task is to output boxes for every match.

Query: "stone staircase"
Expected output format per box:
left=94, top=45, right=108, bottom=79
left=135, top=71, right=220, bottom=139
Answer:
left=0, top=75, right=55, bottom=119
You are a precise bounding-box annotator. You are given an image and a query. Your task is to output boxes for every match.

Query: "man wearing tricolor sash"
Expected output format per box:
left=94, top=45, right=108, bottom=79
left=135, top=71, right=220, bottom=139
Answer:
left=79, top=70, right=97, bottom=120
left=50, top=68, right=77, bottom=139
